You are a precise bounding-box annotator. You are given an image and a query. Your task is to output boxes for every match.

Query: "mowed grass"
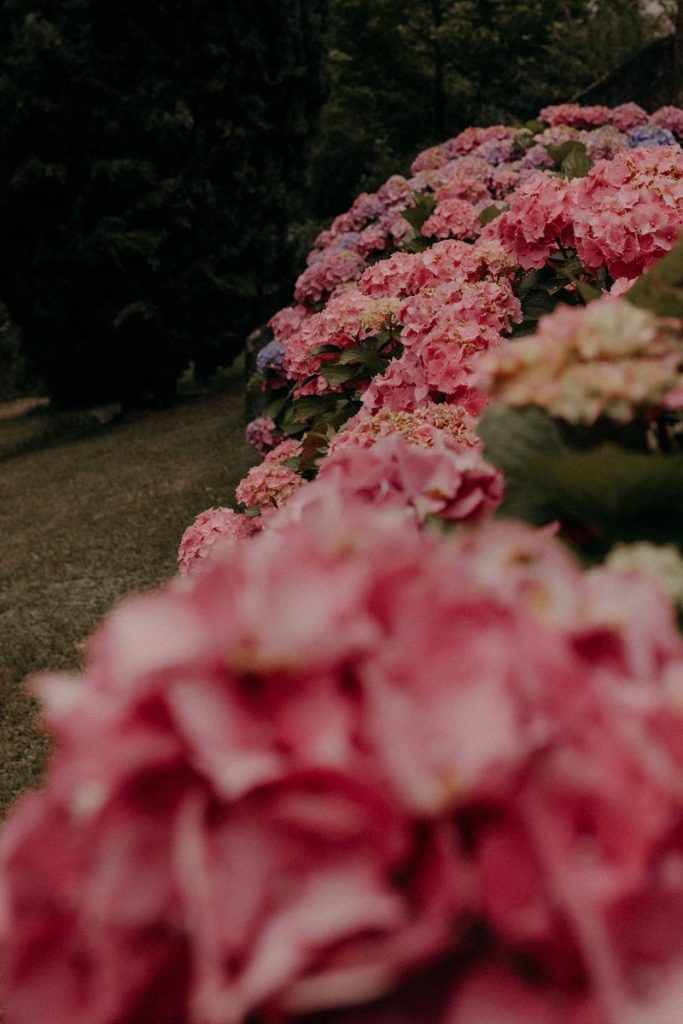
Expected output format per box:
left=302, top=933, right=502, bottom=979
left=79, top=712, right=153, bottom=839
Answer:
left=0, top=388, right=256, bottom=814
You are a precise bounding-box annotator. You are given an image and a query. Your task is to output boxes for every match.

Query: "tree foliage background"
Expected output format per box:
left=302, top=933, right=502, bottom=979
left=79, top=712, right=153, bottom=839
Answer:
left=0, top=0, right=675, bottom=407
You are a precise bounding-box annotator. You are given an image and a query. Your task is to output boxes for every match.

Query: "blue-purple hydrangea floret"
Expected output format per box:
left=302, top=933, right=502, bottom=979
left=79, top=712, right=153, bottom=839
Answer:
left=628, top=125, right=678, bottom=148
left=257, top=339, right=286, bottom=374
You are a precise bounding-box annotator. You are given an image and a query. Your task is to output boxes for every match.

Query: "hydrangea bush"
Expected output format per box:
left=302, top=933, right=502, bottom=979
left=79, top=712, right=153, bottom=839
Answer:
left=4, top=103, right=683, bottom=1024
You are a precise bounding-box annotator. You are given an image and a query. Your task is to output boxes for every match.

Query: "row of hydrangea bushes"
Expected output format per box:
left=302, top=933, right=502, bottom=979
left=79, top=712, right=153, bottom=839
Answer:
left=3, top=101, right=683, bottom=1024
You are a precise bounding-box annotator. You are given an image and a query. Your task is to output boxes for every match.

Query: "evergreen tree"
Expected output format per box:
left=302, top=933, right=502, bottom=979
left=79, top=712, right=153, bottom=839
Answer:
left=0, top=0, right=327, bottom=407
left=308, top=0, right=662, bottom=221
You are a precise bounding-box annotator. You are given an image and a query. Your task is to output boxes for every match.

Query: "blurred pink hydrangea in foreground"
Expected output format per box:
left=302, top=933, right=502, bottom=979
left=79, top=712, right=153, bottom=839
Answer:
left=4, top=499, right=683, bottom=1024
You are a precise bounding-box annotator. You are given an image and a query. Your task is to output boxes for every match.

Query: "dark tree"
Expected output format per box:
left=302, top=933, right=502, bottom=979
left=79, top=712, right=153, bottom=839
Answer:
left=0, top=0, right=327, bottom=407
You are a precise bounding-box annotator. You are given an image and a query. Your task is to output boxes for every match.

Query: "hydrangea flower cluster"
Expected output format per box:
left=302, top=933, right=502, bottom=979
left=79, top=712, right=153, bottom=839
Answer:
left=245, top=416, right=282, bottom=456
left=235, top=439, right=304, bottom=510
left=177, top=507, right=261, bottom=576
left=195, top=103, right=683, bottom=565
left=5, top=505, right=683, bottom=1024
left=482, top=296, right=683, bottom=425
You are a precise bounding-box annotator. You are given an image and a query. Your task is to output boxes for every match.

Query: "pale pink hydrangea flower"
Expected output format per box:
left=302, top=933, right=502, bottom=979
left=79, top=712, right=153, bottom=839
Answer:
left=319, top=432, right=503, bottom=525
left=579, top=125, right=628, bottom=161
left=444, top=125, right=518, bottom=157
left=421, top=198, right=481, bottom=241
left=520, top=143, right=555, bottom=170
left=433, top=156, right=493, bottom=204
left=376, top=174, right=414, bottom=207
left=359, top=251, right=422, bottom=299
left=535, top=124, right=582, bottom=148
left=328, top=403, right=480, bottom=456
left=294, top=249, right=366, bottom=305
left=268, top=304, right=313, bottom=344
left=177, top=507, right=260, bottom=575
left=235, top=439, right=304, bottom=510
left=489, top=165, right=522, bottom=199
left=410, top=144, right=449, bottom=174
left=483, top=296, right=683, bottom=424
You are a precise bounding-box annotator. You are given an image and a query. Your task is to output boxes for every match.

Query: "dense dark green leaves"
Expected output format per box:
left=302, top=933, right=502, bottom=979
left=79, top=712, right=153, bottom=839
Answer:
left=0, top=0, right=328, bottom=406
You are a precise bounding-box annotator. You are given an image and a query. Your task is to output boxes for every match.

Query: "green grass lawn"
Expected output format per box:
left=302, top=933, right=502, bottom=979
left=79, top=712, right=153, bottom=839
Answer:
left=0, top=388, right=256, bottom=814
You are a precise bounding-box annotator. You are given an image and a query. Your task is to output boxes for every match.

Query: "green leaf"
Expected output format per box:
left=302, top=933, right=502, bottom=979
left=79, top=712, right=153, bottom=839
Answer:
left=309, top=344, right=342, bottom=357
left=337, top=346, right=385, bottom=372
left=478, top=405, right=567, bottom=524
left=575, top=280, right=603, bottom=304
left=478, top=203, right=507, bottom=226
left=626, top=236, right=683, bottom=318
left=401, top=192, right=437, bottom=233
left=548, top=141, right=592, bottom=180
left=320, top=363, right=363, bottom=387
left=523, top=446, right=683, bottom=545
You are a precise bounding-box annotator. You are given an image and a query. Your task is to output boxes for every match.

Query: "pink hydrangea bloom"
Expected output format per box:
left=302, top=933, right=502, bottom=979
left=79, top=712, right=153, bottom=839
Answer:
left=318, top=432, right=503, bottom=526
left=328, top=403, right=480, bottom=455
left=4, top=503, right=683, bottom=1023
left=652, top=105, right=683, bottom=136
left=269, top=304, right=312, bottom=344
left=579, top=125, right=628, bottom=161
left=245, top=415, right=282, bottom=455
left=494, top=171, right=574, bottom=270
left=434, top=156, right=493, bottom=204
left=520, top=143, right=555, bottom=170
left=421, top=198, right=481, bottom=241
left=410, top=144, right=449, bottom=174
left=177, top=507, right=261, bottom=575
left=445, top=125, right=518, bottom=158
left=571, top=147, right=683, bottom=278
left=359, top=252, right=422, bottom=299
left=540, top=103, right=612, bottom=128
left=284, top=288, right=400, bottom=395
left=376, top=174, right=414, bottom=207
left=235, top=439, right=304, bottom=510
left=610, top=102, right=649, bottom=132
left=294, top=249, right=366, bottom=306
left=489, top=165, right=522, bottom=199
